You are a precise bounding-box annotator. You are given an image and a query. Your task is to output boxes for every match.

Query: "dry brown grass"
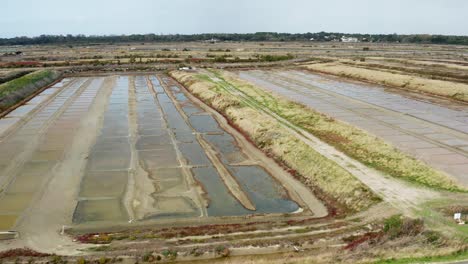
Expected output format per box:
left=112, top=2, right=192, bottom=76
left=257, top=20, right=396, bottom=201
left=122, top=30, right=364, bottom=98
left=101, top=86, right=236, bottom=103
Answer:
left=304, top=62, right=468, bottom=102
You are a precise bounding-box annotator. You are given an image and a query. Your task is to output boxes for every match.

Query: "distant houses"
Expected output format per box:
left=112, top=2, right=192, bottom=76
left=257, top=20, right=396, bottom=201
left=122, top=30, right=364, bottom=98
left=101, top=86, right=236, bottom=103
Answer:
left=204, top=38, right=219, bottom=44
left=341, top=36, right=359, bottom=43
left=309, top=35, right=361, bottom=43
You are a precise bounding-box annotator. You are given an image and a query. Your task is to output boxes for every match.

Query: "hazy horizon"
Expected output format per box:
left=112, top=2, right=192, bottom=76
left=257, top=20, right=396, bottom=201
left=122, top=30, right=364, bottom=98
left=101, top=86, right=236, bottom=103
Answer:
left=2, top=0, right=468, bottom=38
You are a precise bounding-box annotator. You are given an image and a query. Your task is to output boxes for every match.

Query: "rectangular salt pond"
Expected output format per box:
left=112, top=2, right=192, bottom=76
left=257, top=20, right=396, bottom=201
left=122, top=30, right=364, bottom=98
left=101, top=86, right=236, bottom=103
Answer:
left=65, top=74, right=306, bottom=226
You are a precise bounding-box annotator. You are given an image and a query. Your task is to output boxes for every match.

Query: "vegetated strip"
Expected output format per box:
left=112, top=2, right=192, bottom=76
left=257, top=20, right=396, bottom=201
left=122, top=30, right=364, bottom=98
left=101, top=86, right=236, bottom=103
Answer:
left=373, top=248, right=468, bottom=264
left=0, top=70, right=62, bottom=113
left=0, top=70, right=34, bottom=85
left=208, top=69, right=465, bottom=192
left=303, top=62, right=468, bottom=102
left=170, top=70, right=379, bottom=214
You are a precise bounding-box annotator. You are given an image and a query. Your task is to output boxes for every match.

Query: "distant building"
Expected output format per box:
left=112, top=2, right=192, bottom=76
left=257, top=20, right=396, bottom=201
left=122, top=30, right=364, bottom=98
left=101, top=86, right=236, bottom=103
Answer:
left=341, top=36, right=359, bottom=43
left=204, top=38, right=219, bottom=44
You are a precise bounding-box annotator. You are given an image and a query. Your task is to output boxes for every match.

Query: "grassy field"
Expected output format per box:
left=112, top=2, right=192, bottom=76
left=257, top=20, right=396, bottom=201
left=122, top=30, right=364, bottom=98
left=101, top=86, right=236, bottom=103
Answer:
left=171, top=70, right=380, bottom=213
left=374, top=249, right=468, bottom=264
left=0, top=69, right=60, bottom=112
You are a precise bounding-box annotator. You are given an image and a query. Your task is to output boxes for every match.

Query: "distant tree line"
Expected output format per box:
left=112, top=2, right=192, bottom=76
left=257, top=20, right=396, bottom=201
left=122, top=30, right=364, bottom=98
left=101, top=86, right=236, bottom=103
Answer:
left=1, top=32, right=467, bottom=46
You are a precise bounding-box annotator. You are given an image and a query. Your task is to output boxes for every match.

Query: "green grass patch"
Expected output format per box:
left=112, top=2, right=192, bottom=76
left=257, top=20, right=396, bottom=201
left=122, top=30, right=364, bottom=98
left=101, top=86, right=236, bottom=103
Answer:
left=0, top=70, right=60, bottom=112
left=374, top=248, right=468, bottom=264
left=0, top=70, right=55, bottom=97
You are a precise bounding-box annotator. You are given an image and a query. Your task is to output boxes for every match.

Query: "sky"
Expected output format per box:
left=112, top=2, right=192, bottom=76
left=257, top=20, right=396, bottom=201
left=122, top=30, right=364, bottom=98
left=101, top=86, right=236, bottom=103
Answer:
left=1, top=0, right=468, bottom=38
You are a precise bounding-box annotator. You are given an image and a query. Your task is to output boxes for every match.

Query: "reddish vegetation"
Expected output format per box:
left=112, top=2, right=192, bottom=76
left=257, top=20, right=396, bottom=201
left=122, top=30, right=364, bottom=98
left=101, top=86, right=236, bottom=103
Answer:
left=159, top=223, right=259, bottom=238
left=75, top=233, right=113, bottom=244
left=0, top=248, right=51, bottom=258
left=344, top=232, right=383, bottom=251
left=2, top=61, right=42, bottom=67
left=186, top=58, right=206, bottom=63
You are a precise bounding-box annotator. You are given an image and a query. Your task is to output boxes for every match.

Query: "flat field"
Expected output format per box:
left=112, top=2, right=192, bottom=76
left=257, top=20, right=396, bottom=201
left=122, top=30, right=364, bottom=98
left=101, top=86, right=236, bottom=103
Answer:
left=0, top=42, right=466, bottom=263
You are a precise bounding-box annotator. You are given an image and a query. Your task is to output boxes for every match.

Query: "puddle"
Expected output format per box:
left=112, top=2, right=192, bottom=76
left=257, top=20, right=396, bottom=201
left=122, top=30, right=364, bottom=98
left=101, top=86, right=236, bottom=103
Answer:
left=93, top=136, right=129, bottom=152
left=73, top=199, right=128, bottom=223
left=193, top=166, right=298, bottom=216
left=138, top=148, right=179, bottom=169
left=6, top=173, right=47, bottom=193
left=79, top=171, right=128, bottom=198
left=228, top=166, right=299, bottom=213
left=203, top=134, right=248, bottom=163
left=0, top=193, right=34, bottom=213
left=188, top=115, right=223, bottom=134
left=174, top=93, right=188, bottom=102
left=0, top=215, right=18, bottom=229
left=178, top=142, right=211, bottom=166
left=192, top=167, right=252, bottom=216
left=174, top=131, right=196, bottom=143
left=86, top=150, right=131, bottom=171
left=182, top=104, right=204, bottom=116
left=136, top=134, right=172, bottom=150
left=7, top=105, right=37, bottom=117
left=138, top=127, right=166, bottom=136
left=144, top=196, right=199, bottom=219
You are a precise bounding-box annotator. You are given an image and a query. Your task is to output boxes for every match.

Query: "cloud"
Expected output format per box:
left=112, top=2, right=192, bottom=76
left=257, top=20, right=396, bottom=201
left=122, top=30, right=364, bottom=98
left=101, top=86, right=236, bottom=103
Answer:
left=1, top=0, right=467, bottom=37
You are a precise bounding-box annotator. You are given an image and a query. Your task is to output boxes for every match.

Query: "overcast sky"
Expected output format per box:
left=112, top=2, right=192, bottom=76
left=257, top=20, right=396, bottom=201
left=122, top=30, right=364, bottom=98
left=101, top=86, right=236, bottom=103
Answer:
left=1, top=0, right=467, bottom=38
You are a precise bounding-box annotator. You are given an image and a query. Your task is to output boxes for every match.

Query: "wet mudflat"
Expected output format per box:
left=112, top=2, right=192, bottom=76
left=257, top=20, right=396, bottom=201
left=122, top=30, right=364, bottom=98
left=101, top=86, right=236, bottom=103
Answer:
left=0, top=77, right=102, bottom=230
left=161, top=76, right=299, bottom=216
left=73, top=77, right=130, bottom=223
left=72, top=74, right=302, bottom=225
left=240, top=70, right=468, bottom=186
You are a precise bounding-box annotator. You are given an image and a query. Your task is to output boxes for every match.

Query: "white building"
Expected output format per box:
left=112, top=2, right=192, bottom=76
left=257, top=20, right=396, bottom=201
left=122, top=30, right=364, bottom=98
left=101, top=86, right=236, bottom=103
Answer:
left=341, top=36, right=359, bottom=43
